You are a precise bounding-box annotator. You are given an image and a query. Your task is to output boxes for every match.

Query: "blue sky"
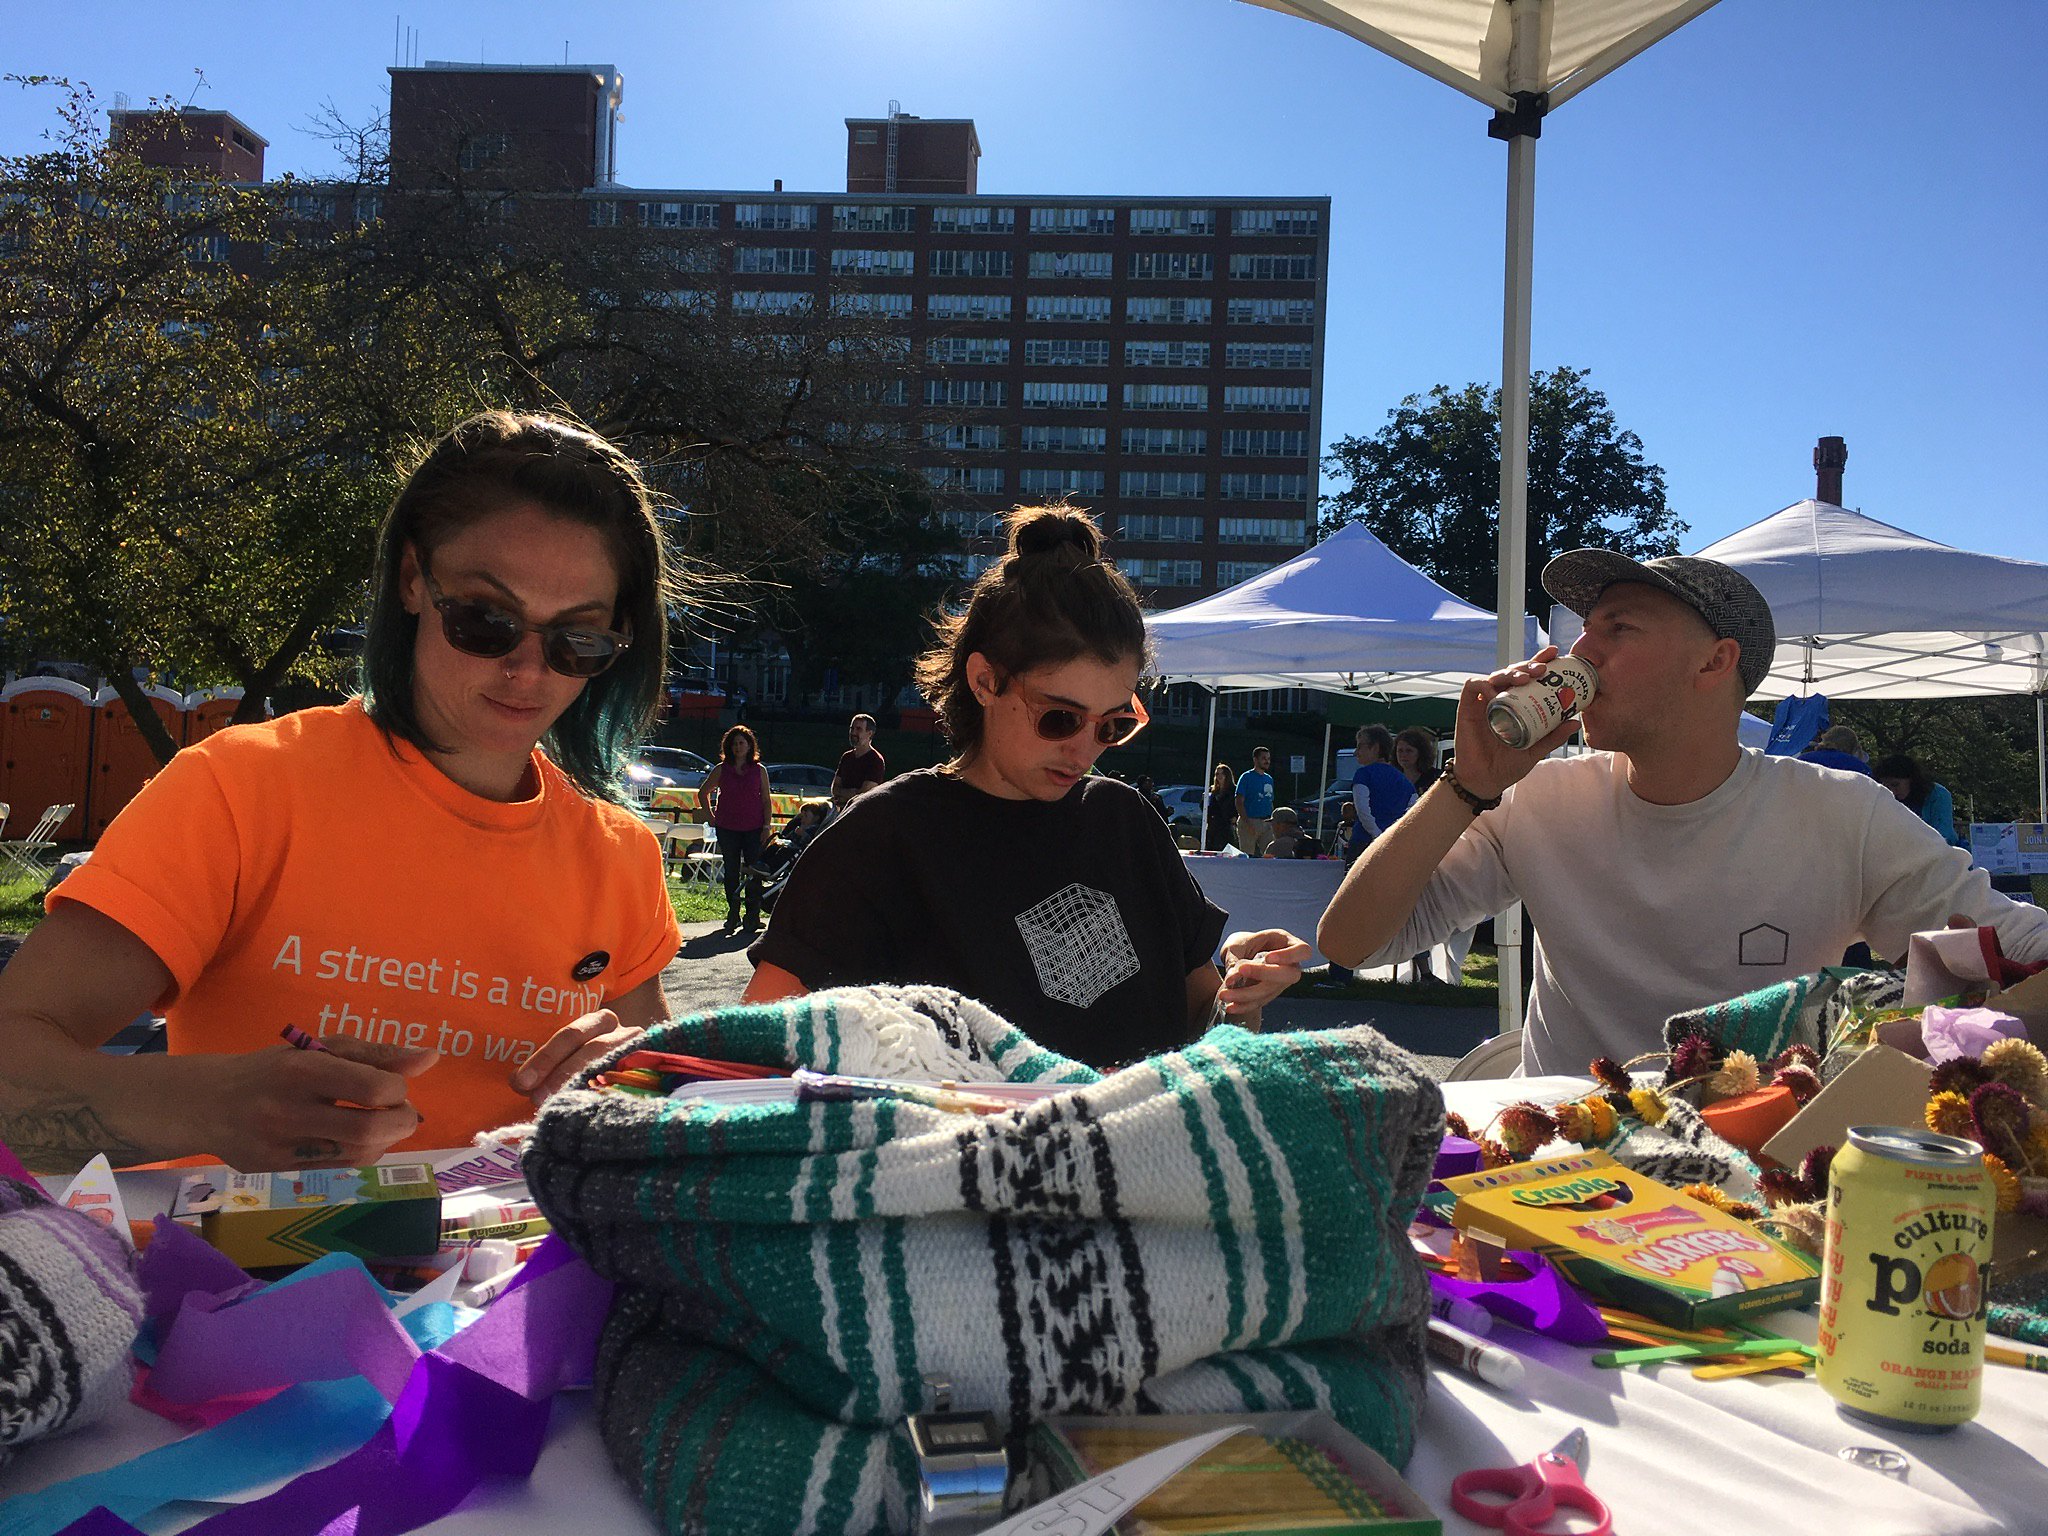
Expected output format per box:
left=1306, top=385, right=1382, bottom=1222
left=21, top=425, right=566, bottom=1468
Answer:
left=7, top=1, right=2043, bottom=559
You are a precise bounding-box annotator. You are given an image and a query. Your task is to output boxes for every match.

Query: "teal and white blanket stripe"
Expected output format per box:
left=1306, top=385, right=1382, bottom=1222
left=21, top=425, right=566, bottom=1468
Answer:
left=525, top=985, right=1444, bottom=1536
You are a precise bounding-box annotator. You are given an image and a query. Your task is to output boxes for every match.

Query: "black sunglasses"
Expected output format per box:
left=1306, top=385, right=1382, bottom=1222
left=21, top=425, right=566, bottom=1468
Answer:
left=422, top=570, right=630, bottom=679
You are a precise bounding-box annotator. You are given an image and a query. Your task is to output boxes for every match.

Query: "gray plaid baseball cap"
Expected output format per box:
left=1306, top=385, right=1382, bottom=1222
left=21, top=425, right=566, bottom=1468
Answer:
left=1542, top=550, right=1778, bottom=698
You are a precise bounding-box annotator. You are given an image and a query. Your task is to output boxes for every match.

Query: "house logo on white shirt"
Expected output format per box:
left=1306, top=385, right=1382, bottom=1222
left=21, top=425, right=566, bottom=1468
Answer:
left=1738, top=923, right=1789, bottom=967
left=1016, top=883, right=1141, bottom=1008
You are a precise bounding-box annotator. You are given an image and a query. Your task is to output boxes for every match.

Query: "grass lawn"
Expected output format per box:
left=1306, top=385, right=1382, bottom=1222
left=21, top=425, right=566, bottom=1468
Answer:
left=1290, top=945, right=1500, bottom=1007
left=0, top=871, right=48, bottom=936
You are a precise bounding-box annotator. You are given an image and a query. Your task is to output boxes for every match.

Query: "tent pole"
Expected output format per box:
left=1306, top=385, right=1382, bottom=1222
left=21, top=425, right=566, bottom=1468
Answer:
left=1201, top=688, right=1219, bottom=851
left=2037, top=693, right=2045, bottom=825
left=1493, top=98, right=1538, bottom=1041
left=1316, top=719, right=1332, bottom=844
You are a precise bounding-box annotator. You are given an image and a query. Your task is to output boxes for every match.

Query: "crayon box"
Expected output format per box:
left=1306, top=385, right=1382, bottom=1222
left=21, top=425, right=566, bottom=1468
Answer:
left=172, top=1162, right=441, bottom=1268
left=1442, top=1150, right=1818, bottom=1329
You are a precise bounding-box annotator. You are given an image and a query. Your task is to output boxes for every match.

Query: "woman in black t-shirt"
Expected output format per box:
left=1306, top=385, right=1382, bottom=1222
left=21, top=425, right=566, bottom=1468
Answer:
left=745, top=506, right=1309, bottom=1068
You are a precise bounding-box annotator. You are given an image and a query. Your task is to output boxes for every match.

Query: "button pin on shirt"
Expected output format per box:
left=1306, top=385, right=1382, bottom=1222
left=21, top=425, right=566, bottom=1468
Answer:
left=572, top=950, right=610, bottom=982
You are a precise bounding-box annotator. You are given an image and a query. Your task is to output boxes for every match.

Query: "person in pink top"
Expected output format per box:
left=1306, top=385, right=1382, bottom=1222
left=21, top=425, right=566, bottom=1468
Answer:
left=700, top=724, right=773, bottom=932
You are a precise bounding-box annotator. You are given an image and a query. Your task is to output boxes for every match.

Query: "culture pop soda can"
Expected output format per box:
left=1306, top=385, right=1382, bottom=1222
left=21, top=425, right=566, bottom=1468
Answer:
left=1816, top=1126, right=1995, bottom=1431
left=1486, top=657, right=1598, bottom=750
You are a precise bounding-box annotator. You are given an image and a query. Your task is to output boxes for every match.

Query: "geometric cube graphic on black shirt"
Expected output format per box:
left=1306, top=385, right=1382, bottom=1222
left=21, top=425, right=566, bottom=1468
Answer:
left=1015, top=881, right=1142, bottom=1009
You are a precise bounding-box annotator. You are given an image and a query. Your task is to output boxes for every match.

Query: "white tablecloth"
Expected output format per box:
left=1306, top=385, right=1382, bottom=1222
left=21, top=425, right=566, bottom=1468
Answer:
left=5, top=1083, right=2045, bottom=1535
left=1182, top=852, right=1344, bottom=967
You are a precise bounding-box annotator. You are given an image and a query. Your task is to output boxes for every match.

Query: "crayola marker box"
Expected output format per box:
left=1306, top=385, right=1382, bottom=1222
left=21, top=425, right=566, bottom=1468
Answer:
left=172, top=1162, right=441, bottom=1268
left=1442, top=1150, right=1818, bottom=1329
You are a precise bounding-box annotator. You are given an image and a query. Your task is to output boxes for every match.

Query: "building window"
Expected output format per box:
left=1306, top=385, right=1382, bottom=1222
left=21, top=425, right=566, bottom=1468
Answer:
left=1221, top=429, right=1309, bottom=457
left=1017, top=468, right=1106, bottom=497
left=1218, top=517, right=1307, bottom=544
left=929, top=206, right=1014, bottom=233
left=1128, top=251, right=1214, bottom=281
left=1028, top=206, right=1117, bottom=234
left=1023, top=338, right=1111, bottom=367
left=646, top=244, right=718, bottom=274
left=1217, top=560, right=1282, bottom=585
left=1125, top=340, right=1211, bottom=368
left=857, top=379, right=911, bottom=407
left=1126, top=296, right=1212, bottom=325
left=1226, top=342, right=1313, bottom=370
left=735, top=246, right=816, bottom=275
left=931, top=249, right=1014, bottom=278
left=1219, top=474, right=1309, bottom=503
left=1026, top=295, right=1112, bottom=323
left=831, top=291, right=913, bottom=317
left=280, top=191, right=335, bottom=221
left=734, top=203, right=818, bottom=230
left=831, top=247, right=914, bottom=276
left=1119, top=558, right=1204, bottom=588
left=730, top=290, right=812, bottom=315
left=1232, top=208, right=1321, bottom=236
left=1022, top=381, right=1109, bottom=410
left=926, top=294, right=1010, bottom=321
left=649, top=289, right=714, bottom=312
left=458, top=133, right=511, bottom=171
left=1019, top=424, right=1106, bottom=452
left=1227, top=296, right=1315, bottom=325
left=1122, top=383, right=1210, bottom=411
left=854, top=127, right=880, bottom=145
left=832, top=204, right=917, bottom=232
left=1119, top=513, right=1204, bottom=542
left=938, top=509, right=1006, bottom=538
left=1229, top=253, right=1315, bottom=281
left=1128, top=207, right=1214, bottom=236
left=352, top=192, right=384, bottom=225
left=925, top=466, right=1005, bottom=494
left=1027, top=251, right=1113, bottom=280
left=586, top=200, right=620, bottom=228
left=1121, top=427, right=1208, bottom=456
left=639, top=201, right=719, bottom=229
left=925, top=423, right=1003, bottom=451
left=925, top=379, right=1008, bottom=408
left=927, top=336, right=1011, bottom=365
left=1120, top=471, right=1206, bottom=499
left=1223, top=386, right=1312, bottom=413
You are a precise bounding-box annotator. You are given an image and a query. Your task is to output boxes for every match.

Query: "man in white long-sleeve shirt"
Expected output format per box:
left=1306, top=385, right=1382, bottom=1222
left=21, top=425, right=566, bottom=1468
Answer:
left=1317, top=549, right=2048, bottom=1075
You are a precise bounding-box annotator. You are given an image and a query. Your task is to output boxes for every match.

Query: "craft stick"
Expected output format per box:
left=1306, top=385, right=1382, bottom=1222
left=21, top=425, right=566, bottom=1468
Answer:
left=1692, top=1352, right=1813, bottom=1380
left=1593, top=1336, right=1812, bottom=1369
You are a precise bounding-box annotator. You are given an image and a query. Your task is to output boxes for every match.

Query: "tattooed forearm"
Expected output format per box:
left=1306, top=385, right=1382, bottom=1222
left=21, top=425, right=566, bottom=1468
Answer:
left=0, top=1098, right=149, bottom=1175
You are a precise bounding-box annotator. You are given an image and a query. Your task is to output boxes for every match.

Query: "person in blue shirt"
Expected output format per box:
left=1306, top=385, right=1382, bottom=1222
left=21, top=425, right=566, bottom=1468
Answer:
left=1872, top=752, right=1964, bottom=846
left=1235, top=747, right=1276, bottom=856
left=1797, top=723, right=1872, bottom=776
left=1350, top=724, right=1416, bottom=846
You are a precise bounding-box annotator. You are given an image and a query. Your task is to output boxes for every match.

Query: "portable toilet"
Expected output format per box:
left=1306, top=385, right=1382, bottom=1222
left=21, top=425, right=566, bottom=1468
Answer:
left=182, top=687, right=247, bottom=745
left=87, top=684, right=186, bottom=841
left=0, top=677, right=96, bottom=840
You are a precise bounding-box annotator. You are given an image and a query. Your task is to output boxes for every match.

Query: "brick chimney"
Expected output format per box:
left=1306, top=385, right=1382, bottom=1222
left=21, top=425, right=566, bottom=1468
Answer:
left=1813, top=436, right=1847, bottom=505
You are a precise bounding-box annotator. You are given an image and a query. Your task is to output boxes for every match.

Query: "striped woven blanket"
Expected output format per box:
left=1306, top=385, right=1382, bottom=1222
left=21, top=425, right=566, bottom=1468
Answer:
left=524, top=985, right=1443, bottom=1536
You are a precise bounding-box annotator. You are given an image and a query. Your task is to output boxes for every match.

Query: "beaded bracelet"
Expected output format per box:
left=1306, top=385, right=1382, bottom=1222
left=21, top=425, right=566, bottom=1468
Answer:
left=1438, top=762, right=1502, bottom=815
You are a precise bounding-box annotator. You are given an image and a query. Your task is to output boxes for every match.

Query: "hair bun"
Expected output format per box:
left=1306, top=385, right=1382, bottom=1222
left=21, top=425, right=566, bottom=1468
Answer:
left=1007, top=505, right=1102, bottom=563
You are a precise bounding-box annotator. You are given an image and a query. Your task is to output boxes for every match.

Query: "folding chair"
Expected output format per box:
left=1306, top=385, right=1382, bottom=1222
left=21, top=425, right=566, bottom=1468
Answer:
left=0, top=802, right=75, bottom=883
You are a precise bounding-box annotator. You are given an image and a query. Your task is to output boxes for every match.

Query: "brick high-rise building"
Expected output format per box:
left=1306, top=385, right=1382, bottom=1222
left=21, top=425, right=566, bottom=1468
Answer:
left=387, top=63, right=624, bottom=190
left=569, top=98, right=1329, bottom=610
left=108, top=107, right=267, bottom=181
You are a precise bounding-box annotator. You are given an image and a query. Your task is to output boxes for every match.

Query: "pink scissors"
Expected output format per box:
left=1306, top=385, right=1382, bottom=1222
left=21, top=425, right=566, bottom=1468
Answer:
left=1451, top=1427, right=1611, bottom=1536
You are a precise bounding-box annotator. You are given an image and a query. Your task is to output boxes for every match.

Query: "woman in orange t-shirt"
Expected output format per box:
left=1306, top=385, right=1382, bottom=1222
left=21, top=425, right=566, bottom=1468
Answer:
left=0, top=412, right=684, bottom=1173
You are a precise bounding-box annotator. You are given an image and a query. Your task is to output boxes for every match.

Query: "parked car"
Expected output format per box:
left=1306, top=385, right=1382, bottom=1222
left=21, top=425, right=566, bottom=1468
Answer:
left=765, top=762, right=838, bottom=795
left=1291, top=777, right=1356, bottom=835
left=1154, top=784, right=1207, bottom=838
left=625, top=745, right=710, bottom=807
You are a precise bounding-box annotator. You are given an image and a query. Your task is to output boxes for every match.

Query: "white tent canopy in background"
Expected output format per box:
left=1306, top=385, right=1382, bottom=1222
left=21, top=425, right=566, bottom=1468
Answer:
left=1691, top=500, right=2048, bottom=701
left=1147, top=522, right=1542, bottom=695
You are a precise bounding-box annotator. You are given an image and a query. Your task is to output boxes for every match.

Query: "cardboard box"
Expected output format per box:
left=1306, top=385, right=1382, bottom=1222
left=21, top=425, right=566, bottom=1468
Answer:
left=1442, top=1151, right=1818, bottom=1330
left=172, top=1162, right=441, bottom=1268
left=1760, top=1044, right=1932, bottom=1171
left=1031, top=1411, right=1439, bottom=1536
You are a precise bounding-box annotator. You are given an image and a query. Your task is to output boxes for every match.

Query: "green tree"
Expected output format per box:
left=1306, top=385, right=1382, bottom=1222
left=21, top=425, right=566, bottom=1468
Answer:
left=1319, top=367, right=1686, bottom=620
left=1833, top=698, right=2041, bottom=825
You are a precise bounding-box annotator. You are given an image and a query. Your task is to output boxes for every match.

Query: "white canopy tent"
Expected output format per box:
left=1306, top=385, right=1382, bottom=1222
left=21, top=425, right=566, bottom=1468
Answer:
left=1549, top=500, right=2048, bottom=817
left=1241, top=0, right=1723, bottom=1031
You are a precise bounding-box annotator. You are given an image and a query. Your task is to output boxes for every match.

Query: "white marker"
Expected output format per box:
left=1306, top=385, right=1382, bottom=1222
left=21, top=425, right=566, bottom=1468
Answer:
left=1427, top=1318, right=1525, bottom=1390
left=1429, top=1291, right=1494, bottom=1335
